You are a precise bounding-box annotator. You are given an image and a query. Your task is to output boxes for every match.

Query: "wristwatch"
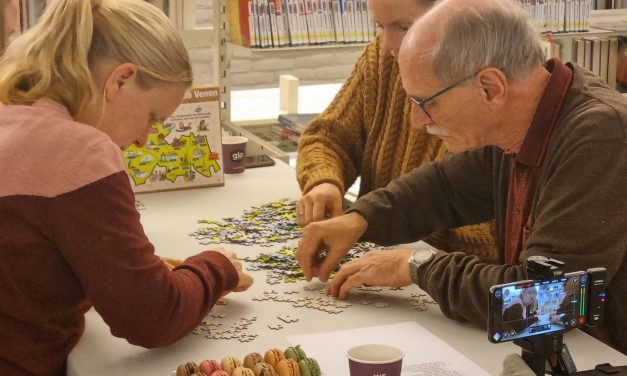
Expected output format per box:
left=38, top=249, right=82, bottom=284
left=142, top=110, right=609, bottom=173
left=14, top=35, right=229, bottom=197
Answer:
left=408, top=248, right=437, bottom=285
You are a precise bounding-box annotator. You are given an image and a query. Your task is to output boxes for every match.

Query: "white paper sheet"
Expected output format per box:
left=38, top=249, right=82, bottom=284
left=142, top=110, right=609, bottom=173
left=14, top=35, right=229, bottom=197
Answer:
left=286, top=321, right=490, bottom=376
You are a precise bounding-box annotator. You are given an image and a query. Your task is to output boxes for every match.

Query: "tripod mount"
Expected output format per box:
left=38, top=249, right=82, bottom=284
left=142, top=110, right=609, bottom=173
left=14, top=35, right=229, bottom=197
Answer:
left=513, top=257, right=624, bottom=375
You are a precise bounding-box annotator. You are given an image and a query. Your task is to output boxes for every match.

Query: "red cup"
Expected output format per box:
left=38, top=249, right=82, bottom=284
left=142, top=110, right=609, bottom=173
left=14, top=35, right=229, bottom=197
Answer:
left=347, top=344, right=404, bottom=376
left=222, top=136, right=248, bottom=174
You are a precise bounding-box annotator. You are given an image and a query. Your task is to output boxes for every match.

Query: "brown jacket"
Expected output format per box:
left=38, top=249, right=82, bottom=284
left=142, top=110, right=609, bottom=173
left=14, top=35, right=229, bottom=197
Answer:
left=350, top=64, right=627, bottom=354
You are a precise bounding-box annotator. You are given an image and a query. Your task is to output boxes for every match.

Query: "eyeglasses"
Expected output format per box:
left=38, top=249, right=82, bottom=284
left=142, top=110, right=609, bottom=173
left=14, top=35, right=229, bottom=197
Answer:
left=408, top=74, right=474, bottom=118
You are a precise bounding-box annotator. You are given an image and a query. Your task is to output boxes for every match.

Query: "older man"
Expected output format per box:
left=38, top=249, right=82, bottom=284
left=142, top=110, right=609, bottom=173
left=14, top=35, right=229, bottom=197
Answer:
left=296, top=0, right=627, bottom=354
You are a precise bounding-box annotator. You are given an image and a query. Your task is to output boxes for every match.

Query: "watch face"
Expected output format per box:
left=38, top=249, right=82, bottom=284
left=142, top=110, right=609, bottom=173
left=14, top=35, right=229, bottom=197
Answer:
left=411, top=249, right=435, bottom=264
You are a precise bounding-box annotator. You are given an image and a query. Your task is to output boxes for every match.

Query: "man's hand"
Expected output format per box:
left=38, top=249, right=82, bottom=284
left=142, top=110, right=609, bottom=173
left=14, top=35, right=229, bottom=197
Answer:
left=296, top=212, right=368, bottom=282
left=296, top=183, right=343, bottom=226
left=213, top=249, right=254, bottom=296
left=326, top=248, right=415, bottom=299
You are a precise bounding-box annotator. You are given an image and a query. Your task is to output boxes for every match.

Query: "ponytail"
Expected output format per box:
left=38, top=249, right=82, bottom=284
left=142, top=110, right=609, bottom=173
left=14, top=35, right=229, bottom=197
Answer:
left=0, top=0, right=192, bottom=117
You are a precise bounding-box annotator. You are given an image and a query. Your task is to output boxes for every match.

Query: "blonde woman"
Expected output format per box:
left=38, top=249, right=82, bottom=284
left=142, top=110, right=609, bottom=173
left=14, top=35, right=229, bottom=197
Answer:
left=501, top=287, right=539, bottom=334
left=0, top=1, right=252, bottom=374
left=0, top=0, right=20, bottom=52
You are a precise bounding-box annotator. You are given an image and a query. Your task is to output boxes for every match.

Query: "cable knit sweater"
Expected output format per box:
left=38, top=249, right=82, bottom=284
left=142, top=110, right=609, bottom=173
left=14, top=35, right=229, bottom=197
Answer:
left=296, top=38, right=498, bottom=263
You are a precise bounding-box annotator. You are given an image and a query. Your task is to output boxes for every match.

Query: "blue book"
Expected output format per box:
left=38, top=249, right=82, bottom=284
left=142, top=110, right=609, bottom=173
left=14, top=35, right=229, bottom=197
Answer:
left=277, top=113, right=320, bottom=133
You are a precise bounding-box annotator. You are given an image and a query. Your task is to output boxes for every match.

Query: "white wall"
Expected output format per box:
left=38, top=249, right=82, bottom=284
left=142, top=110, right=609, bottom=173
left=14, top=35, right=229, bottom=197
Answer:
left=188, top=46, right=363, bottom=90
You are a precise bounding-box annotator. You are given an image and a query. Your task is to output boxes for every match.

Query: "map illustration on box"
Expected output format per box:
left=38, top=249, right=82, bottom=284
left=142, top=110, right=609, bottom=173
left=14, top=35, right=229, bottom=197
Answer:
left=122, top=85, right=224, bottom=193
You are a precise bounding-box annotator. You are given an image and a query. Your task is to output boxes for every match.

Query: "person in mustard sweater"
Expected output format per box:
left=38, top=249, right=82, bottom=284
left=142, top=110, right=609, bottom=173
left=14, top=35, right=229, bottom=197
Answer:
left=0, top=1, right=252, bottom=374
left=296, top=0, right=498, bottom=263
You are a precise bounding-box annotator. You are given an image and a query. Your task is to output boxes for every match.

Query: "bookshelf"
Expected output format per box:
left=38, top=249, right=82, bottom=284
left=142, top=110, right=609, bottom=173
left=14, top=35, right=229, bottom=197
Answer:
left=171, top=2, right=626, bottom=161
left=550, top=27, right=624, bottom=39
left=215, top=0, right=371, bottom=123
left=211, top=0, right=370, bottom=162
left=546, top=10, right=627, bottom=90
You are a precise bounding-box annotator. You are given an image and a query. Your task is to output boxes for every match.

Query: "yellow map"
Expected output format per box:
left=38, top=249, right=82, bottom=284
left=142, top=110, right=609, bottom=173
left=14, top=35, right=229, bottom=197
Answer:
left=124, top=121, right=220, bottom=187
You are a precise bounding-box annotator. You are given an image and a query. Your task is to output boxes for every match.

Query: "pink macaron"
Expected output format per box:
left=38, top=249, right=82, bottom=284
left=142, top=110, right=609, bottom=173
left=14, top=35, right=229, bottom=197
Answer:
left=199, top=360, right=222, bottom=374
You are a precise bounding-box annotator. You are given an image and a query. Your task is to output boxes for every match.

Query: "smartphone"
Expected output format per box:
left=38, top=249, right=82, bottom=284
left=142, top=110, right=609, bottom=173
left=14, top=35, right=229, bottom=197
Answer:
left=245, top=154, right=276, bottom=168
left=488, top=271, right=589, bottom=343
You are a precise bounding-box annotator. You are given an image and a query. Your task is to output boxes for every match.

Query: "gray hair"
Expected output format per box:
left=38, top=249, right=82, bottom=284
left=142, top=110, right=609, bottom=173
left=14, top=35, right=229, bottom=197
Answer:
left=429, top=0, right=545, bottom=83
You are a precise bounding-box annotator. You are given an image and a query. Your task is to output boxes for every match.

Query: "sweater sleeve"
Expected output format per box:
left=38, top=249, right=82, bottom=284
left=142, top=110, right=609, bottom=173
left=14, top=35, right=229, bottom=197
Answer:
left=348, top=147, right=527, bottom=327
left=296, top=41, right=380, bottom=194
left=43, top=170, right=239, bottom=348
left=348, top=147, right=497, bottom=245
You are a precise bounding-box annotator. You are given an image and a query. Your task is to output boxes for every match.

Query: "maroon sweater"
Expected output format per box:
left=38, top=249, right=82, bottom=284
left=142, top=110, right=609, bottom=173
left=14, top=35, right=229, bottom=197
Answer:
left=0, top=99, right=239, bottom=376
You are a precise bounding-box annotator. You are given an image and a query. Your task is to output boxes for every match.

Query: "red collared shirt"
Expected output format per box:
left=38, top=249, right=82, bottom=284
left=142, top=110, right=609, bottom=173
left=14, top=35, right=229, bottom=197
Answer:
left=504, top=59, right=574, bottom=265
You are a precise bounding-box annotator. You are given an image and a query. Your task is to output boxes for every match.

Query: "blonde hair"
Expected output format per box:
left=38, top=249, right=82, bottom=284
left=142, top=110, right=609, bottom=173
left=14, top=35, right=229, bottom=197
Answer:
left=0, top=0, right=193, bottom=116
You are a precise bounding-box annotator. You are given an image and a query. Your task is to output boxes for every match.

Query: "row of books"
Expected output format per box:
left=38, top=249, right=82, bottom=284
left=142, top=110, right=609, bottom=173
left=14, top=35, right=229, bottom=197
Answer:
left=552, top=36, right=626, bottom=91
left=227, top=0, right=376, bottom=48
left=593, top=0, right=627, bottom=9
left=512, top=0, right=592, bottom=33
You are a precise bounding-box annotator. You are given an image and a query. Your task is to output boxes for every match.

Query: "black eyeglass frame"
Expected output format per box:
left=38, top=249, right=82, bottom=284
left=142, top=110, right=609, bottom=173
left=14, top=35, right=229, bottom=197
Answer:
left=408, top=74, right=475, bottom=118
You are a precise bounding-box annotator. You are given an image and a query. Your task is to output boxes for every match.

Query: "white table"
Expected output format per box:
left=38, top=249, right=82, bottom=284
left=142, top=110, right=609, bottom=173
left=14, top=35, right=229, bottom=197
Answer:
left=67, top=160, right=627, bottom=376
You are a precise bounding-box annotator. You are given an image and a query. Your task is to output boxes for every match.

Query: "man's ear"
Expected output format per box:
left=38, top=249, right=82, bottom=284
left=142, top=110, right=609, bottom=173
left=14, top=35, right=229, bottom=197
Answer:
left=103, top=63, right=138, bottom=103
left=476, top=67, right=508, bottom=109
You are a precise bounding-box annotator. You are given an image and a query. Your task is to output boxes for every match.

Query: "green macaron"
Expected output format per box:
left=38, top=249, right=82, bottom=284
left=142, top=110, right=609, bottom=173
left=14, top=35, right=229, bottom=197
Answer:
left=298, top=358, right=320, bottom=376
left=284, top=345, right=307, bottom=362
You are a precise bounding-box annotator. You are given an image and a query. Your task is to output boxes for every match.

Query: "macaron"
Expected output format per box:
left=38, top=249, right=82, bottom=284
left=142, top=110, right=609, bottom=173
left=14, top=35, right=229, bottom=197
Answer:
left=232, top=367, right=255, bottom=376
left=253, top=362, right=278, bottom=376
left=177, top=362, right=201, bottom=376
left=275, top=359, right=300, bottom=376
left=210, top=372, right=229, bottom=376
left=221, top=356, right=243, bottom=375
left=298, top=358, right=321, bottom=376
left=264, top=348, right=285, bottom=369
left=284, top=345, right=307, bottom=362
left=243, top=352, right=264, bottom=369
left=199, top=360, right=222, bottom=374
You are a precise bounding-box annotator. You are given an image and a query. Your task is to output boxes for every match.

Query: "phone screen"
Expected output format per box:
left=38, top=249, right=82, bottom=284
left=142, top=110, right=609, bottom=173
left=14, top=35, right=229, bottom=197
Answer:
left=488, top=271, right=589, bottom=343
left=244, top=154, right=275, bottom=168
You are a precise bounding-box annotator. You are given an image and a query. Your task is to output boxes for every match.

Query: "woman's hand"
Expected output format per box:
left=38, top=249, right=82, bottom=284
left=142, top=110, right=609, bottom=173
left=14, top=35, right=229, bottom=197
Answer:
left=213, top=248, right=254, bottom=296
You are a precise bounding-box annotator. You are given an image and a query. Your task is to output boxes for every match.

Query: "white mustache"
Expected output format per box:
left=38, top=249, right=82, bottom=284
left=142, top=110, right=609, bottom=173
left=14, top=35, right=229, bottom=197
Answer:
left=426, top=126, right=450, bottom=137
